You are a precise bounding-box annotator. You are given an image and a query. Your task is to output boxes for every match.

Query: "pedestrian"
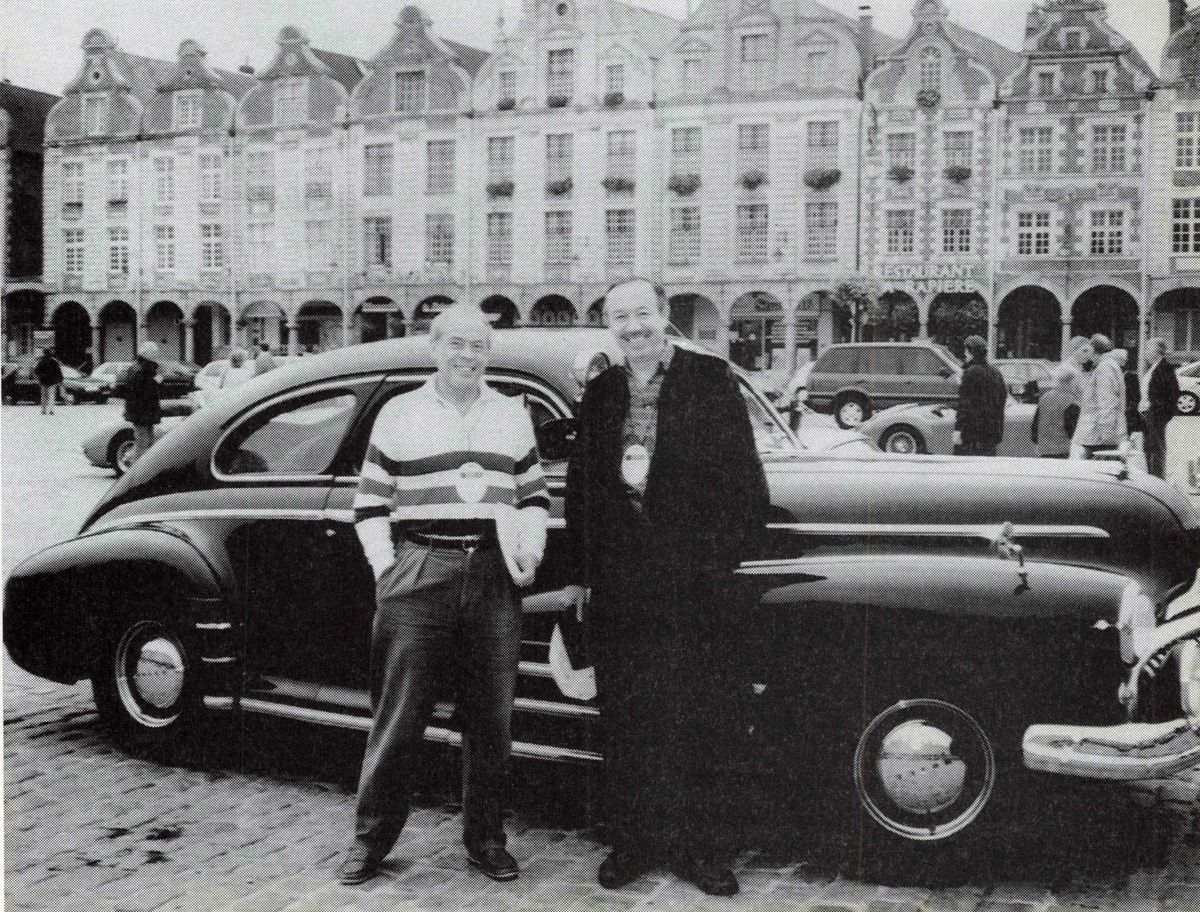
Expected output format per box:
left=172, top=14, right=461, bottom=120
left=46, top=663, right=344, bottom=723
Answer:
left=1071, top=333, right=1126, bottom=460
left=32, top=349, right=63, bottom=415
left=1031, top=367, right=1080, bottom=458
left=340, top=304, right=549, bottom=886
left=254, top=342, right=277, bottom=376
left=218, top=348, right=255, bottom=394
left=1139, top=337, right=1180, bottom=479
left=123, top=343, right=161, bottom=462
left=562, top=277, right=769, bottom=897
left=954, top=335, right=1007, bottom=456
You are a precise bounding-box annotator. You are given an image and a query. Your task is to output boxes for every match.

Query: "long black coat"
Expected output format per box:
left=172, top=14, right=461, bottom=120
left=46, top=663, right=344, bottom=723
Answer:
left=955, top=359, right=1007, bottom=449
left=123, top=358, right=161, bottom=426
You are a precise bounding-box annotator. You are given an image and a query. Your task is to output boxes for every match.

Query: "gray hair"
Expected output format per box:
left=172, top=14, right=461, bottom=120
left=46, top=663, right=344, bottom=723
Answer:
left=603, top=277, right=669, bottom=313
left=1090, top=333, right=1114, bottom=355
left=429, top=303, right=493, bottom=345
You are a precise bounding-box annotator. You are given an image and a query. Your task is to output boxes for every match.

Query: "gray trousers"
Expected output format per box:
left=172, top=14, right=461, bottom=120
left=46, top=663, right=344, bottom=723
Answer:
left=354, top=541, right=520, bottom=854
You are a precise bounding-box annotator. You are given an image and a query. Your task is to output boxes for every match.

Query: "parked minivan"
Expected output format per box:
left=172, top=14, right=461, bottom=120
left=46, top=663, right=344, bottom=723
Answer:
left=800, top=341, right=962, bottom=428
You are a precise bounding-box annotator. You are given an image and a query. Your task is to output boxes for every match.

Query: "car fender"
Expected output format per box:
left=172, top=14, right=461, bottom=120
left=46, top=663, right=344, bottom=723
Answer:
left=4, top=527, right=231, bottom=686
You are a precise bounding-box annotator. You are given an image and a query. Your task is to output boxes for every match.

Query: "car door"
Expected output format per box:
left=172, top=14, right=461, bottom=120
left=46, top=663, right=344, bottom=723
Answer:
left=907, top=347, right=959, bottom=404
left=812, top=348, right=860, bottom=410
left=864, top=346, right=903, bottom=407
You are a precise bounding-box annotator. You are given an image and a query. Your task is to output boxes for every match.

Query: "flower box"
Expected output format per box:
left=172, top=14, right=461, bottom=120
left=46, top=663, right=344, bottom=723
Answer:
left=804, top=167, right=842, bottom=191
left=602, top=175, right=635, bottom=193
left=487, top=180, right=515, bottom=198
left=667, top=173, right=701, bottom=196
left=497, top=97, right=516, bottom=111
left=944, top=165, right=972, bottom=184
left=546, top=177, right=574, bottom=196
left=741, top=168, right=768, bottom=190
left=604, top=91, right=625, bottom=108
left=916, top=89, right=941, bottom=109
left=888, top=165, right=915, bottom=183
left=546, top=94, right=571, bottom=108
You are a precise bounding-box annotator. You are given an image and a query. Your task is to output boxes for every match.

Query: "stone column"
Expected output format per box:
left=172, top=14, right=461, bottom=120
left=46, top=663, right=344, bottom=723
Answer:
left=183, top=319, right=196, bottom=365
left=91, top=324, right=102, bottom=363
left=916, top=294, right=931, bottom=340
left=782, top=306, right=797, bottom=376
left=1061, top=319, right=1072, bottom=358
left=286, top=321, right=299, bottom=356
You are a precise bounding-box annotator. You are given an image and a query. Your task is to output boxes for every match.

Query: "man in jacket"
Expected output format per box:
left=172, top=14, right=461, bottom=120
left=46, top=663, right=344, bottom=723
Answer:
left=563, top=277, right=769, bottom=897
left=954, top=335, right=1007, bottom=456
left=33, top=349, right=63, bottom=415
left=1072, top=333, right=1126, bottom=459
left=1139, top=337, right=1180, bottom=478
left=123, top=343, right=162, bottom=463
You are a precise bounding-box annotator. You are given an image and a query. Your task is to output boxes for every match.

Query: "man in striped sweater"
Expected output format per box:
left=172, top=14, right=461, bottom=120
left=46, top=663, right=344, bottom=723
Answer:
left=340, top=304, right=549, bottom=886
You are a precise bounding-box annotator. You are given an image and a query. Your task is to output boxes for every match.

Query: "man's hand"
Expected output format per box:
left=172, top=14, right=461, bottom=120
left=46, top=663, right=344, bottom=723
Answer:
left=952, top=430, right=962, bottom=446
left=561, top=585, right=589, bottom=622
left=370, top=557, right=395, bottom=582
left=510, top=548, right=541, bottom=587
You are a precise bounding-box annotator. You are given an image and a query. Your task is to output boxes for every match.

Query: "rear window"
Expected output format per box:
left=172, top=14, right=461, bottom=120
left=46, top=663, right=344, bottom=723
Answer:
left=815, top=349, right=860, bottom=373
left=862, top=347, right=901, bottom=375
left=908, top=349, right=951, bottom=376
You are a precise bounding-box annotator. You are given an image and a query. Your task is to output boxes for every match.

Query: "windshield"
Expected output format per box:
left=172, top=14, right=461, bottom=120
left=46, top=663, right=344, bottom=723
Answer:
left=1180, top=362, right=1200, bottom=378
left=934, top=344, right=962, bottom=367
left=736, top=375, right=798, bottom=453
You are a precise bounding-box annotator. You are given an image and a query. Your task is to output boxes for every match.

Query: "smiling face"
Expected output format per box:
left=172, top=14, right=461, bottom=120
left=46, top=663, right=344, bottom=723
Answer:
left=429, top=308, right=491, bottom=395
left=603, top=279, right=669, bottom=364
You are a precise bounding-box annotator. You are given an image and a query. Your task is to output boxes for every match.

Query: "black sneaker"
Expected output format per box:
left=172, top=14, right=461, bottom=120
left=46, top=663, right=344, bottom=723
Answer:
left=671, top=856, right=739, bottom=897
left=467, top=844, right=519, bottom=881
left=338, top=841, right=385, bottom=885
left=597, top=848, right=654, bottom=890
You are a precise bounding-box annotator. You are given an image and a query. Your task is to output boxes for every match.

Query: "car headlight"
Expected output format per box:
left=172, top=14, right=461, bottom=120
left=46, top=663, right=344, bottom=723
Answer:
left=1119, top=582, right=1157, bottom=665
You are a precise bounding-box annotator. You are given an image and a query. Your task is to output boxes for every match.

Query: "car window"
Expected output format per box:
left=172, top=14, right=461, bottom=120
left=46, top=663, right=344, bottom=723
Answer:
left=215, top=391, right=358, bottom=477
left=736, top=377, right=793, bottom=453
left=816, top=349, right=859, bottom=373
left=863, top=347, right=901, bottom=375
left=1180, top=363, right=1200, bottom=378
left=909, top=349, right=950, bottom=376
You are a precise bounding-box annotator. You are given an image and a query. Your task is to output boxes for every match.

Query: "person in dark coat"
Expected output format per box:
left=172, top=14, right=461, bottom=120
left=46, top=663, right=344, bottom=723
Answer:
left=32, top=349, right=63, bottom=415
left=562, top=278, right=769, bottom=897
left=123, top=343, right=162, bottom=463
left=1139, top=337, right=1180, bottom=479
left=954, top=335, right=1008, bottom=456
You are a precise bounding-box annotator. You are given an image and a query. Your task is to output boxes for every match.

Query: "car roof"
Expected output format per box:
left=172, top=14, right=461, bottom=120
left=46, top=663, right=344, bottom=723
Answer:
left=823, top=341, right=942, bottom=348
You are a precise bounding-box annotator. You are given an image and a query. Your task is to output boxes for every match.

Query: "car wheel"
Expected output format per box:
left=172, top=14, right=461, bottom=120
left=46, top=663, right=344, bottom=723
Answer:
left=1179, top=392, right=1199, bottom=416
left=834, top=394, right=872, bottom=429
left=110, top=432, right=137, bottom=476
left=91, top=617, right=197, bottom=755
left=880, top=425, right=926, bottom=454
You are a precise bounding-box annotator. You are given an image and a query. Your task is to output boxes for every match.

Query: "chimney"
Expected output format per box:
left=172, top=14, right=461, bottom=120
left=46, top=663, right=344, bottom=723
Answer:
left=858, top=4, right=875, bottom=80
left=1171, top=0, right=1187, bottom=33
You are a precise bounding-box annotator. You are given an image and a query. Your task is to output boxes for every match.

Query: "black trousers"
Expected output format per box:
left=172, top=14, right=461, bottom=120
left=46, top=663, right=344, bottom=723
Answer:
left=354, top=542, right=520, bottom=853
left=1143, top=412, right=1168, bottom=479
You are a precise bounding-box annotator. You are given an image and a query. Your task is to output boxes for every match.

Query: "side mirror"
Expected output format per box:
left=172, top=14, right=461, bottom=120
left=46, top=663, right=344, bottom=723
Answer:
left=535, top=417, right=579, bottom=462
left=939, top=367, right=954, bottom=379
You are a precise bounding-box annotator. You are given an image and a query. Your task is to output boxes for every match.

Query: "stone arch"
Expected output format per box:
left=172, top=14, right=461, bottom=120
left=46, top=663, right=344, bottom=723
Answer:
left=1070, top=285, right=1140, bottom=364
left=145, top=300, right=185, bottom=361
left=296, top=300, right=344, bottom=352
left=357, top=296, right=404, bottom=343
left=729, top=291, right=784, bottom=372
left=50, top=299, right=90, bottom=366
left=3, top=290, right=47, bottom=359
left=1153, top=287, right=1200, bottom=355
left=191, top=301, right=232, bottom=364
left=586, top=297, right=606, bottom=327
left=929, top=292, right=988, bottom=359
left=240, top=300, right=286, bottom=352
left=413, top=295, right=456, bottom=335
left=480, top=295, right=518, bottom=329
left=669, top=293, right=720, bottom=346
left=98, top=300, right=137, bottom=362
left=997, top=286, right=1061, bottom=360
left=863, top=290, right=919, bottom=343
left=530, top=295, right=577, bottom=326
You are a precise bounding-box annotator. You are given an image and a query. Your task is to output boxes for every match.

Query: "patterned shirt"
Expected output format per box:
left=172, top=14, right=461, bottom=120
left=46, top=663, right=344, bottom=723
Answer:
left=620, top=344, right=674, bottom=507
left=354, top=380, right=550, bottom=529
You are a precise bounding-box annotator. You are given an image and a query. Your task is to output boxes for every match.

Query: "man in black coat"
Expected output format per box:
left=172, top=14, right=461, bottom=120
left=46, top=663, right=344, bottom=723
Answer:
left=32, top=349, right=63, bottom=415
left=954, top=335, right=1008, bottom=456
left=123, top=342, right=162, bottom=464
left=1139, top=337, right=1180, bottom=479
left=563, top=278, right=769, bottom=897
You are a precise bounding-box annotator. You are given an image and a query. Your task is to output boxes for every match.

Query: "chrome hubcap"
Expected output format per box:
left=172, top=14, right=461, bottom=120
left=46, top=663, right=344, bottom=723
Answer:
left=1180, top=394, right=1198, bottom=415
left=113, top=622, right=186, bottom=728
left=839, top=401, right=865, bottom=427
left=855, top=699, right=995, bottom=841
left=116, top=439, right=137, bottom=472
left=886, top=432, right=917, bottom=454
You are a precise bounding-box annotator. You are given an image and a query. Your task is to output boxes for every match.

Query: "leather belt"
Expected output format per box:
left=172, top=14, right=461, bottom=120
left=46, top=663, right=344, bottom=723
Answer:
left=404, top=531, right=496, bottom=551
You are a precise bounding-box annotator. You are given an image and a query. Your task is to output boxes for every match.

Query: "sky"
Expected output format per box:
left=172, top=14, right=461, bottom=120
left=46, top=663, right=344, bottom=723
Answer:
left=0, top=0, right=1174, bottom=97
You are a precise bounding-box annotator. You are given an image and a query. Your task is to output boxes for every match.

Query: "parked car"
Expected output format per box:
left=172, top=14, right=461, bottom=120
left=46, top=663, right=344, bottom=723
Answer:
left=190, top=355, right=298, bottom=409
left=6, top=328, right=1200, bottom=860
left=80, top=399, right=196, bottom=475
left=801, top=342, right=963, bottom=428
left=61, top=365, right=111, bottom=404
left=1178, top=361, right=1200, bottom=416
left=2, top=355, right=70, bottom=405
left=92, top=359, right=200, bottom=400
left=861, top=400, right=1038, bottom=457
left=995, top=358, right=1054, bottom=404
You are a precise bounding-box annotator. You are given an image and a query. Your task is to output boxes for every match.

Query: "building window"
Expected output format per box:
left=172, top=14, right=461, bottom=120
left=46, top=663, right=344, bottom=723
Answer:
left=364, top=217, right=392, bottom=268
left=942, top=209, right=971, bottom=253
left=1175, top=307, right=1200, bottom=350
left=174, top=92, right=203, bottom=130
left=740, top=33, right=772, bottom=91
left=737, top=123, right=769, bottom=171
left=425, top=213, right=454, bottom=266
left=805, top=201, right=837, bottom=259
left=805, top=49, right=829, bottom=88
left=606, top=209, right=635, bottom=263
left=62, top=161, right=84, bottom=205
left=1174, top=198, right=1200, bottom=252
left=395, top=70, right=425, bottom=113
left=736, top=203, right=769, bottom=260
left=1018, top=127, right=1053, bottom=174
left=1090, top=210, right=1124, bottom=255
left=1017, top=211, right=1051, bottom=256
left=887, top=132, right=916, bottom=169
left=498, top=70, right=517, bottom=103
left=487, top=212, right=513, bottom=265
left=547, top=48, right=574, bottom=101
left=106, top=159, right=128, bottom=203
left=606, top=63, right=625, bottom=96
left=886, top=210, right=915, bottom=254
left=108, top=227, right=129, bottom=274
left=920, top=47, right=942, bottom=93
left=681, top=57, right=702, bottom=91
left=274, top=77, right=306, bottom=126
left=1093, top=125, right=1126, bottom=173
left=199, top=152, right=222, bottom=202
left=154, top=157, right=174, bottom=204
left=944, top=131, right=973, bottom=168
left=63, top=229, right=84, bottom=274
left=672, top=126, right=702, bottom=173
left=546, top=133, right=573, bottom=183
left=244, top=148, right=275, bottom=205
left=246, top=222, right=273, bottom=271
left=363, top=144, right=393, bottom=197
left=669, top=207, right=701, bottom=263
left=1179, top=114, right=1199, bottom=169
left=305, top=220, right=333, bottom=271
left=155, top=225, right=175, bottom=271
left=1037, top=71, right=1055, bottom=96
left=304, top=147, right=333, bottom=208
left=426, top=140, right=455, bottom=194
left=606, top=130, right=636, bottom=178
left=1092, top=70, right=1108, bottom=94
left=82, top=94, right=107, bottom=136
left=807, top=121, right=838, bottom=170
left=545, top=211, right=572, bottom=263
left=1064, top=30, right=1083, bottom=51
left=201, top=223, right=224, bottom=269
left=488, top=137, right=515, bottom=183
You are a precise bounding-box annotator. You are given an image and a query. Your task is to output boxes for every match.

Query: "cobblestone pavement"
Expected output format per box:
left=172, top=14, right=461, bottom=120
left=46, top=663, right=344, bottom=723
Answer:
left=5, top=403, right=1200, bottom=912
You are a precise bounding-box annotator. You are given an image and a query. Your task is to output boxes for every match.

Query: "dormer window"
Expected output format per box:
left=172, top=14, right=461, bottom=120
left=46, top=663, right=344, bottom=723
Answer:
left=1092, top=69, right=1108, bottom=95
left=174, top=92, right=203, bottom=130
left=806, top=49, right=829, bottom=89
left=82, top=94, right=107, bottom=136
left=274, top=77, right=306, bottom=126
left=606, top=63, right=625, bottom=96
left=498, top=70, right=516, bottom=105
left=681, top=57, right=702, bottom=92
left=1064, top=29, right=1083, bottom=51
left=740, top=34, right=772, bottom=92
left=547, top=49, right=574, bottom=102
left=1037, top=71, right=1055, bottom=97
left=396, top=70, right=426, bottom=113
left=919, top=47, right=942, bottom=94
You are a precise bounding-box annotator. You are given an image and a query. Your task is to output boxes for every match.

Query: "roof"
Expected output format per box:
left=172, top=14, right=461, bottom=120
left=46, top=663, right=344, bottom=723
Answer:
left=311, top=48, right=367, bottom=91
left=609, top=0, right=683, bottom=59
left=443, top=39, right=491, bottom=76
left=0, top=82, right=59, bottom=151
left=944, top=22, right=1023, bottom=80
left=108, top=49, right=256, bottom=100
left=810, top=1, right=902, bottom=56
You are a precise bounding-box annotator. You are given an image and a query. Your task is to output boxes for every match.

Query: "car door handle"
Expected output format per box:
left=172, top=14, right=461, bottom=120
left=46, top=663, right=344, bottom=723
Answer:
left=325, top=528, right=336, bottom=537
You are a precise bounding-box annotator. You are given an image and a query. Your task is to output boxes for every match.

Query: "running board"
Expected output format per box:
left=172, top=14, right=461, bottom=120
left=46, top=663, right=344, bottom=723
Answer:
left=236, top=697, right=600, bottom=763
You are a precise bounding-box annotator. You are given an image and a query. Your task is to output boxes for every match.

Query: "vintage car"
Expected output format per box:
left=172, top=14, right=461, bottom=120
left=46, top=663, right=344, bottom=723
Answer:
left=1178, top=361, right=1200, bottom=417
left=80, top=399, right=196, bottom=475
left=860, top=400, right=1038, bottom=456
left=6, top=328, right=1200, bottom=858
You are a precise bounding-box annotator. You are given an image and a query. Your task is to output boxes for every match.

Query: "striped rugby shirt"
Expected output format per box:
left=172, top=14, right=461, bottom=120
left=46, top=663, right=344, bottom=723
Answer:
left=354, top=380, right=550, bottom=533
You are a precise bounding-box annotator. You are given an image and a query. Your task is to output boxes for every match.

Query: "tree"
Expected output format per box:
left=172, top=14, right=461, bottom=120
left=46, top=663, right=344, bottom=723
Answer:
left=829, top=278, right=880, bottom=343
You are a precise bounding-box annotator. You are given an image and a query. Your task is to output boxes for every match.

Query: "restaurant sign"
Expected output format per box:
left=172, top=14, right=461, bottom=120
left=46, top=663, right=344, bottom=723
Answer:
left=879, top=262, right=982, bottom=296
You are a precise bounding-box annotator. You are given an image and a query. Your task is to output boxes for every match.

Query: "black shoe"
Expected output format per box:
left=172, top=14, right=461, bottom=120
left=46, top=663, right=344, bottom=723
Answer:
left=338, top=841, right=385, bottom=885
left=467, top=844, right=519, bottom=881
left=671, top=856, right=739, bottom=897
left=598, top=848, right=654, bottom=890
